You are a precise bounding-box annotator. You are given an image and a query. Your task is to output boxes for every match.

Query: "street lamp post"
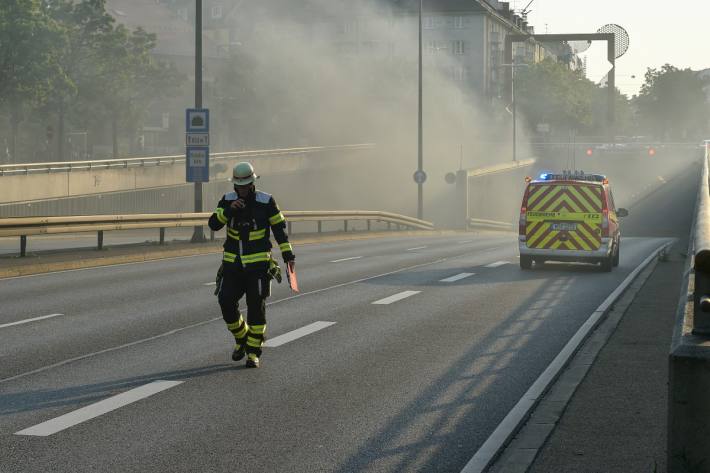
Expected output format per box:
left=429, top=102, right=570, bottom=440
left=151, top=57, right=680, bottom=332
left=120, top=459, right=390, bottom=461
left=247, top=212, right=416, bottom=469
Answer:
left=417, top=0, right=423, bottom=220
left=501, top=61, right=528, bottom=162
left=191, top=0, right=205, bottom=242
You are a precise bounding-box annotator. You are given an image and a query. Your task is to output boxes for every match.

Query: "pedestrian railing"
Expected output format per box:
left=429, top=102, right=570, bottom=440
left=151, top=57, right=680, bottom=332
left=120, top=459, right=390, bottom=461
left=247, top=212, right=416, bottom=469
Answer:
left=0, top=210, right=434, bottom=256
left=0, top=144, right=375, bottom=176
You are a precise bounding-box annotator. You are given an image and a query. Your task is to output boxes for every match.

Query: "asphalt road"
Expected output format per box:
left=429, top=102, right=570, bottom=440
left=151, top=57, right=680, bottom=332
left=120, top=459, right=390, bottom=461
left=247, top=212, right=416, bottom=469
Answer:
left=0, top=159, right=698, bottom=473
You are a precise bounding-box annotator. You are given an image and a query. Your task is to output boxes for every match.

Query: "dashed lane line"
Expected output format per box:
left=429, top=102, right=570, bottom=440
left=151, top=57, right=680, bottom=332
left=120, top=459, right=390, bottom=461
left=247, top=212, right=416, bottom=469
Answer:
left=484, top=261, right=510, bottom=268
left=330, top=256, right=364, bottom=263
left=264, top=321, right=336, bottom=347
left=406, top=246, right=427, bottom=251
left=372, top=291, right=421, bottom=305
left=440, top=273, right=475, bottom=283
left=15, top=380, right=183, bottom=436
left=0, top=257, right=449, bottom=385
left=0, top=314, right=63, bottom=329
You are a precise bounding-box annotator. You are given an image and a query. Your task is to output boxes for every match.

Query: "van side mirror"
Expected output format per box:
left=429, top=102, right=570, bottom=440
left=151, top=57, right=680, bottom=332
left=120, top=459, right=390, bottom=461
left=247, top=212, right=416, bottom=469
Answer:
left=616, top=208, right=629, bottom=218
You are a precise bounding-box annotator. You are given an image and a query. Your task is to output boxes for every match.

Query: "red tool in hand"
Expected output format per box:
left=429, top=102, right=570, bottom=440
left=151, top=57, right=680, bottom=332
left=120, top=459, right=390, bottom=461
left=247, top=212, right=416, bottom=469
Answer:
left=286, top=261, right=299, bottom=293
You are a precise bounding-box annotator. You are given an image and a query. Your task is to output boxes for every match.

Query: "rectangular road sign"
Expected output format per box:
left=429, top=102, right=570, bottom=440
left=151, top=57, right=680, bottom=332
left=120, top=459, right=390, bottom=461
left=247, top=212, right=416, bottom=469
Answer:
left=186, top=133, right=209, bottom=146
left=186, top=146, right=209, bottom=182
left=186, top=108, right=209, bottom=133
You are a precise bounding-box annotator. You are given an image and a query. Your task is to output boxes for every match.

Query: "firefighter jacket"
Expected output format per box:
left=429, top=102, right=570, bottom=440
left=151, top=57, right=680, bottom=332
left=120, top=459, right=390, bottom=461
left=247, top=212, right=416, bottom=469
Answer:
left=208, top=190, right=294, bottom=272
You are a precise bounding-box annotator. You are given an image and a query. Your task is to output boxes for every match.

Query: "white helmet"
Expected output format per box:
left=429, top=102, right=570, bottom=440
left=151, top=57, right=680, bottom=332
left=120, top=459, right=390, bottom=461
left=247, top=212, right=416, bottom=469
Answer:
left=231, top=162, right=258, bottom=185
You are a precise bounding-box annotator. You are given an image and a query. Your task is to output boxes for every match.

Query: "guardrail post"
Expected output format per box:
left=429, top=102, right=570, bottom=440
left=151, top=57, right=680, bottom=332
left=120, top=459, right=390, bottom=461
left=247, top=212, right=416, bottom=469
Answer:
left=20, top=235, right=26, bottom=257
left=387, top=222, right=391, bottom=230
left=159, top=228, right=165, bottom=245
left=344, top=220, right=348, bottom=232
left=367, top=220, right=371, bottom=231
left=317, top=221, right=322, bottom=233
left=288, top=221, right=292, bottom=235
left=97, top=230, right=103, bottom=250
left=210, top=230, right=215, bottom=241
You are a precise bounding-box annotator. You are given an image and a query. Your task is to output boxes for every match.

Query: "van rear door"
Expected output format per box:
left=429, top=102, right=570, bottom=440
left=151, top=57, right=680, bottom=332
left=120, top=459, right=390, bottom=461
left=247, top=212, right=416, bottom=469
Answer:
left=525, top=182, right=603, bottom=251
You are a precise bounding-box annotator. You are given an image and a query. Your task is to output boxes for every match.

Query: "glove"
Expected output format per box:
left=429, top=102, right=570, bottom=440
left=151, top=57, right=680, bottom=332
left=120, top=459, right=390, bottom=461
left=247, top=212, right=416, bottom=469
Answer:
left=282, top=251, right=295, bottom=263
left=268, top=259, right=282, bottom=283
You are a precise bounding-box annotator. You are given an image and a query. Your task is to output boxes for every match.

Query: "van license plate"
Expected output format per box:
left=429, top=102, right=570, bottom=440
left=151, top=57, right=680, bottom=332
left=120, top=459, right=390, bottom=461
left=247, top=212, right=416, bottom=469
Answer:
left=551, top=222, right=577, bottom=231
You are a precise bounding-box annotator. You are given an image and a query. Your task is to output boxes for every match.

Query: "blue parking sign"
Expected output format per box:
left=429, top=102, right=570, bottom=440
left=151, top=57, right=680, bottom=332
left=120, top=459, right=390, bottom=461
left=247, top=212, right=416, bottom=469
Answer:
left=186, top=147, right=209, bottom=182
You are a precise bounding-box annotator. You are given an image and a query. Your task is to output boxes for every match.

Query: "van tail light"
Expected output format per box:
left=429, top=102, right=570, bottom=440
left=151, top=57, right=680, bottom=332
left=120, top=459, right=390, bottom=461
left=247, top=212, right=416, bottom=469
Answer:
left=519, top=186, right=531, bottom=237
left=601, top=209, right=610, bottom=237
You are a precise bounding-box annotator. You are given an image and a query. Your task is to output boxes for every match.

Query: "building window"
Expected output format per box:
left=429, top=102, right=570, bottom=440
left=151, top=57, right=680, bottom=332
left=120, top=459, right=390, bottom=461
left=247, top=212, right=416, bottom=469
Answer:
left=423, top=16, right=435, bottom=29
left=453, top=16, right=465, bottom=29
left=453, top=66, right=468, bottom=82
left=452, top=40, right=465, bottom=55
left=211, top=5, right=222, bottom=19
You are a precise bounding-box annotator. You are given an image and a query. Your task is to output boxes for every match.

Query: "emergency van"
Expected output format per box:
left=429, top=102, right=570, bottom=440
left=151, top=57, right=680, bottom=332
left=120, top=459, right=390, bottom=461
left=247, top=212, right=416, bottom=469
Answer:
left=518, top=171, right=628, bottom=271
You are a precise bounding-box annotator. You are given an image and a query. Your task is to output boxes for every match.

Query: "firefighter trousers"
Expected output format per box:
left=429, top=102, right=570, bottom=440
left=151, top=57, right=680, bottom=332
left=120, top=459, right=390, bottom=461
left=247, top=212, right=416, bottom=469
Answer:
left=217, top=263, right=271, bottom=357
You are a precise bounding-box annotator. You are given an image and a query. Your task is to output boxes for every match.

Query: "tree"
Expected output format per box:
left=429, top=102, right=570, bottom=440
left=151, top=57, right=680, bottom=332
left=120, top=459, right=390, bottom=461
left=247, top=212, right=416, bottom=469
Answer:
left=634, top=64, right=710, bottom=140
left=0, top=0, right=67, bottom=162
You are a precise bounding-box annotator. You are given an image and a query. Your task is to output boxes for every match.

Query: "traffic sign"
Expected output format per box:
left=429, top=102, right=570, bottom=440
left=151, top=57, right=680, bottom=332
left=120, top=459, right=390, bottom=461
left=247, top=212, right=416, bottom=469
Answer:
left=186, top=133, right=209, bottom=146
left=186, top=146, right=209, bottom=182
left=186, top=108, right=209, bottom=132
left=413, top=170, right=427, bottom=184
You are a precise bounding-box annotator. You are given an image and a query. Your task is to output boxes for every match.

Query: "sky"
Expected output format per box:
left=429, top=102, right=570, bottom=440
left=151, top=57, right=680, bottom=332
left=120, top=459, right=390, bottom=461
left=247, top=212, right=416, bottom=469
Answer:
left=519, top=0, right=710, bottom=97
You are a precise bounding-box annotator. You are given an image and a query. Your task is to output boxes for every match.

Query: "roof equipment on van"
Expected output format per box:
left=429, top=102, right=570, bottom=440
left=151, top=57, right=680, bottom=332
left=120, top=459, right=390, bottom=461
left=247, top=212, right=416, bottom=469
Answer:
left=537, top=170, right=607, bottom=182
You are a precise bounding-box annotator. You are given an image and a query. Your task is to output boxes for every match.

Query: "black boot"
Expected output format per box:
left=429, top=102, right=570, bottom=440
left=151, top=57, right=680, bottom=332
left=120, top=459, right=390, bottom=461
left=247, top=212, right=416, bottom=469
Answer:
left=245, top=353, right=260, bottom=368
left=232, top=344, right=246, bottom=361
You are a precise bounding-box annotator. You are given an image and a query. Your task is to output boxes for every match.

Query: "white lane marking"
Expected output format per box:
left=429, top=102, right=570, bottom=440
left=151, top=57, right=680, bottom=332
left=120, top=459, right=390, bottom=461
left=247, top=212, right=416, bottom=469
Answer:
left=440, top=273, right=475, bottom=283
left=484, top=261, right=510, bottom=268
left=264, top=321, right=336, bottom=347
left=407, top=246, right=427, bottom=251
left=372, top=290, right=421, bottom=305
left=0, top=314, right=63, bottom=329
left=0, top=258, right=450, bottom=385
left=15, top=380, right=183, bottom=437
left=460, top=241, right=671, bottom=473
left=330, top=256, right=363, bottom=263
left=458, top=240, right=473, bottom=244
left=203, top=282, right=216, bottom=286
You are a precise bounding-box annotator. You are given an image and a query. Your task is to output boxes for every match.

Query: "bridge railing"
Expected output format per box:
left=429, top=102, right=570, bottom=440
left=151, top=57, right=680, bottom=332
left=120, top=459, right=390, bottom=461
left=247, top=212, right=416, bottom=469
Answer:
left=0, top=144, right=375, bottom=176
left=0, top=210, right=434, bottom=256
left=668, top=141, right=710, bottom=471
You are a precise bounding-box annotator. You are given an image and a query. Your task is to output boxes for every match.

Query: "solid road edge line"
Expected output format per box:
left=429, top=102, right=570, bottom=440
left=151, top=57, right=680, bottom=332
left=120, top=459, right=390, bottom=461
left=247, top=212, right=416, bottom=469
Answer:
left=460, top=240, right=673, bottom=473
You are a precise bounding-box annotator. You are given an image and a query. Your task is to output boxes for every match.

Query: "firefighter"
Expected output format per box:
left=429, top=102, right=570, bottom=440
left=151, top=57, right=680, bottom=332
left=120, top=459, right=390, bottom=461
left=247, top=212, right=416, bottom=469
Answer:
left=208, top=162, right=295, bottom=368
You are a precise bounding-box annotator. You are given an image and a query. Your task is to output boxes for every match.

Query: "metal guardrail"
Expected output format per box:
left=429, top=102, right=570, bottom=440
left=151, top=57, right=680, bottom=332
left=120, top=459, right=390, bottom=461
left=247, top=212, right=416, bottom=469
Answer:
left=693, top=143, right=710, bottom=334
left=468, top=218, right=515, bottom=231
left=0, top=210, right=434, bottom=256
left=466, top=158, right=536, bottom=179
left=0, top=144, right=375, bottom=176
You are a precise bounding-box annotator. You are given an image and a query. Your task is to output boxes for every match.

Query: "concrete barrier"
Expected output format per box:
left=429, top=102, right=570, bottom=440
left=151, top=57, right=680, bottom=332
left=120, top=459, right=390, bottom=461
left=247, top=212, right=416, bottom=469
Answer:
left=668, top=143, right=710, bottom=472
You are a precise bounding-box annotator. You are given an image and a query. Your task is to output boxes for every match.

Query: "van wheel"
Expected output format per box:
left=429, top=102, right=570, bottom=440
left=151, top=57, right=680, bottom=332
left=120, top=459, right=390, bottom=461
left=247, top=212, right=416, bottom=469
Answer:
left=600, top=254, right=613, bottom=272
left=520, top=256, right=533, bottom=270
left=612, top=243, right=620, bottom=267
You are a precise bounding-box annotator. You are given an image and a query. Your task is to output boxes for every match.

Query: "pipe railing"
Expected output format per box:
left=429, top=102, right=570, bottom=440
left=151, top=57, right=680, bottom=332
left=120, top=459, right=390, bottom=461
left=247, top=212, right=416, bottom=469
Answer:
left=0, top=210, right=434, bottom=256
left=0, top=144, right=375, bottom=176
left=693, top=143, right=710, bottom=335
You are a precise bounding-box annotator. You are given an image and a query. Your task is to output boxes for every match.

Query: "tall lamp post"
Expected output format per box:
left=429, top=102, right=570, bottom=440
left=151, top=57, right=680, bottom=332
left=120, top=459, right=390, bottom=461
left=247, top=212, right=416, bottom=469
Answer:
left=500, top=61, right=528, bottom=162
left=417, top=0, right=424, bottom=220
left=191, top=0, right=205, bottom=242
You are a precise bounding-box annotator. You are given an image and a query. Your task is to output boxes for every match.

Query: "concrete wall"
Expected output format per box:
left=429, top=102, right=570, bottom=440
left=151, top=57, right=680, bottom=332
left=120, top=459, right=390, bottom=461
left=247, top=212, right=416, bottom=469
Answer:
left=0, top=148, right=370, bottom=211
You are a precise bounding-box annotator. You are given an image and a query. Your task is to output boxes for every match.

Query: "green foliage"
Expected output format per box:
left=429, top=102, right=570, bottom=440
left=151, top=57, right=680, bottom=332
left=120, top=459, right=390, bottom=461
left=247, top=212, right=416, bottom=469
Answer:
left=0, top=0, right=183, bottom=161
left=0, top=0, right=67, bottom=108
left=634, top=64, right=710, bottom=140
left=515, top=58, right=634, bottom=137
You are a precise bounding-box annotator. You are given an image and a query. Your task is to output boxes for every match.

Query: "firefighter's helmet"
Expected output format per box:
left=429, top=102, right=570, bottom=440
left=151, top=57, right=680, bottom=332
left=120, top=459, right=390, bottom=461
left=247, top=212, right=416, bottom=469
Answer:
left=231, top=162, right=258, bottom=185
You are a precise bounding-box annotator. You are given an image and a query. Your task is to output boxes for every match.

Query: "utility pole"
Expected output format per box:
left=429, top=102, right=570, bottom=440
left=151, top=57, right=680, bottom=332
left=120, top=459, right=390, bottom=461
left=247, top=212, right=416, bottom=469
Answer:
left=501, top=61, right=528, bottom=162
left=191, top=0, right=205, bottom=242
